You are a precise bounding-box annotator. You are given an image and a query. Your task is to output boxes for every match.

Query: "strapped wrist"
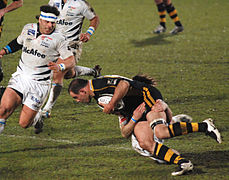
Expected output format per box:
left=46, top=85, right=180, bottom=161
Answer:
left=86, top=26, right=95, bottom=36
left=58, top=63, right=66, bottom=71
left=131, top=117, right=137, bottom=123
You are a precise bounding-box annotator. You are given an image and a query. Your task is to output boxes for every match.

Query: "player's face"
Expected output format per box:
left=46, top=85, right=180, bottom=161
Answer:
left=70, top=91, right=91, bottom=103
left=39, top=18, right=56, bottom=34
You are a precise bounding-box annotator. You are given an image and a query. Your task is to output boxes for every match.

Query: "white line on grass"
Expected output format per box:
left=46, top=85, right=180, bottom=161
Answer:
left=1, top=134, right=132, bottom=150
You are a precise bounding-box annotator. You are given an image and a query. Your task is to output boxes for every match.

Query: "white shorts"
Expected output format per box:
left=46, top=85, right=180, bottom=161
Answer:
left=131, top=134, right=166, bottom=164
left=8, top=72, right=51, bottom=111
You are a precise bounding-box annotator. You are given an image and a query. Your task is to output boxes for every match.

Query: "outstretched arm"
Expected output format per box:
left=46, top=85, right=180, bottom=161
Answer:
left=120, top=102, right=146, bottom=138
left=0, top=0, right=23, bottom=19
left=0, top=38, right=23, bottom=58
left=48, top=56, right=75, bottom=73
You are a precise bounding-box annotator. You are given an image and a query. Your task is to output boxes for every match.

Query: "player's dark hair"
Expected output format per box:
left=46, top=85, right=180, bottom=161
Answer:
left=40, top=5, right=60, bottom=16
left=68, top=78, right=88, bottom=94
left=132, top=74, right=157, bottom=86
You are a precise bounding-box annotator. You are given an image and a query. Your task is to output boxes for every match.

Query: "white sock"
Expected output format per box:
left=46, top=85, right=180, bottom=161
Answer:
left=0, top=119, right=6, bottom=134
left=75, top=65, right=94, bottom=77
left=42, top=83, right=62, bottom=112
left=32, top=110, right=42, bottom=127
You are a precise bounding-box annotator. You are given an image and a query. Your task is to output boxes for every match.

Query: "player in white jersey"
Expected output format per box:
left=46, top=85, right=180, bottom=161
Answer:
left=0, top=5, right=75, bottom=134
left=40, top=0, right=100, bottom=124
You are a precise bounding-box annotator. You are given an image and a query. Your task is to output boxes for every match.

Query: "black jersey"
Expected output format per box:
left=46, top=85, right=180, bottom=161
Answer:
left=91, top=75, right=163, bottom=118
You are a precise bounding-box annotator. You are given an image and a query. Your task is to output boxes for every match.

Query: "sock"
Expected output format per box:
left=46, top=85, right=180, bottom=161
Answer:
left=0, top=119, right=6, bottom=134
left=42, top=83, right=62, bottom=112
left=166, top=3, right=182, bottom=27
left=75, top=66, right=95, bottom=77
left=156, top=3, right=166, bottom=28
left=168, top=122, right=207, bottom=137
left=153, top=142, right=189, bottom=165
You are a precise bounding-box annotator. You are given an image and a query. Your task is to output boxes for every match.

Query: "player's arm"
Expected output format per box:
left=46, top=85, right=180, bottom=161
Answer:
left=80, top=15, right=99, bottom=42
left=102, top=80, right=130, bottom=114
left=120, top=102, right=146, bottom=138
left=48, top=56, right=75, bottom=73
left=0, top=0, right=23, bottom=18
left=0, top=38, right=23, bottom=58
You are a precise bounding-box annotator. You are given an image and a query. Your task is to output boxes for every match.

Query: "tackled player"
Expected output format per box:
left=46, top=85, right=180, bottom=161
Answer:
left=68, top=74, right=222, bottom=176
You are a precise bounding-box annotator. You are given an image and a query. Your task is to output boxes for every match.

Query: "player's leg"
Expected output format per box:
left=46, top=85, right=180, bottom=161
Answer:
left=0, top=87, right=22, bottom=133
left=134, top=121, right=193, bottom=176
left=164, top=0, right=184, bottom=34
left=153, top=119, right=222, bottom=143
left=154, top=0, right=166, bottom=34
left=41, top=69, right=64, bottom=118
left=70, top=41, right=101, bottom=78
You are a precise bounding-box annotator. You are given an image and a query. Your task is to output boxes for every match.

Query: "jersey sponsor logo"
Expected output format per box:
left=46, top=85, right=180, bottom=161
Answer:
left=56, top=19, right=73, bottom=26
left=54, top=2, right=60, bottom=8
left=28, top=29, right=35, bottom=36
left=22, top=47, right=46, bottom=58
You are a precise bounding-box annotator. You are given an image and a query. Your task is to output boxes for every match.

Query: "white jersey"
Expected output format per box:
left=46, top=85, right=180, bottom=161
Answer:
left=48, top=0, right=96, bottom=41
left=16, top=23, right=73, bottom=84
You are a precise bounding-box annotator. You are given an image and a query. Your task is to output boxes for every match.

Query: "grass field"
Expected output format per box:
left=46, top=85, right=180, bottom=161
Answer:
left=0, top=0, right=229, bottom=179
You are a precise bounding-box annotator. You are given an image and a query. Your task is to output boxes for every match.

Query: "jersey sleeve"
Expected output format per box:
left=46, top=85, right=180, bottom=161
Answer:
left=17, top=24, right=31, bottom=45
left=80, top=0, right=96, bottom=20
left=56, top=35, right=73, bottom=60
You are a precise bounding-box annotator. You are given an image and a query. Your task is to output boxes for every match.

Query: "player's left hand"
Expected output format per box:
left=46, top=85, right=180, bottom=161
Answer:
left=80, top=33, right=91, bottom=42
left=48, top=62, right=61, bottom=72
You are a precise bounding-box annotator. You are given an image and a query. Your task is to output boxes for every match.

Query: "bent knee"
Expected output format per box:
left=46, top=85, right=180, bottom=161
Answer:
left=19, top=120, right=30, bottom=129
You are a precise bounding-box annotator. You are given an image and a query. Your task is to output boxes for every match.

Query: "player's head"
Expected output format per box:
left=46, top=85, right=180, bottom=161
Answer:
left=38, top=5, right=60, bottom=34
left=68, top=79, right=92, bottom=103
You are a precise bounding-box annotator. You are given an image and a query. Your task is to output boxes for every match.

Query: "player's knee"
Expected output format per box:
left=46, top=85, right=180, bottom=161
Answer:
left=150, top=118, right=167, bottom=139
left=19, top=120, right=30, bottom=128
left=0, top=105, right=12, bottom=118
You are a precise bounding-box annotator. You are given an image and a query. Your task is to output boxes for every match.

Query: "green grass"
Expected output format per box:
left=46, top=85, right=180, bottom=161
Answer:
left=0, top=0, right=229, bottom=179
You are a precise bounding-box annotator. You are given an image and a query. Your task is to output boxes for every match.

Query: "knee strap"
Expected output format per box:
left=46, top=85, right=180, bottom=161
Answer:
left=150, top=118, right=167, bottom=130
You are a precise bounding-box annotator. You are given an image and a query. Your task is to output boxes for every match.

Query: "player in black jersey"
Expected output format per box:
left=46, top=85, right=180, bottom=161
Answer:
left=0, top=0, right=23, bottom=38
left=68, top=74, right=222, bottom=176
left=0, top=0, right=23, bottom=82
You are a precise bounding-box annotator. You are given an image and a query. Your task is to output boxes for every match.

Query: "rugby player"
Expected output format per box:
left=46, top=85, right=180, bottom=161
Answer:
left=0, top=5, right=75, bottom=134
left=40, top=0, right=100, bottom=122
left=0, top=0, right=23, bottom=82
left=68, top=75, right=222, bottom=176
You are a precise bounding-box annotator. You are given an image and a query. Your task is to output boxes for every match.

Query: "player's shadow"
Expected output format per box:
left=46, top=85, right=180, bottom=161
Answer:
left=131, top=34, right=172, bottom=47
left=181, top=150, right=229, bottom=175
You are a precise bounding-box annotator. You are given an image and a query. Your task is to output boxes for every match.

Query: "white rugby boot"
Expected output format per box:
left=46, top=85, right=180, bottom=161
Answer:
left=170, top=26, right=184, bottom=34
left=153, top=25, right=166, bottom=34
left=172, top=114, right=192, bottom=123
left=203, top=118, right=222, bottom=143
left=171, top=161, right=193, bottom=176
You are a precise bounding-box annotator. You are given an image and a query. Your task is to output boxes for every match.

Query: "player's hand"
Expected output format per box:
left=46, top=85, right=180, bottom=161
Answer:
left=80, top=33, right=91, bottom=43
left=151, top=99, right=168, bottom=112
left=0, top=49, right=6, bottom=59
left=0, top=9, right=6, bottom=19
left=132, top=102, right=146, bottom=121
left=48, top=62, right=61, bottom=72
left=99, top=102, right=115, bottom=114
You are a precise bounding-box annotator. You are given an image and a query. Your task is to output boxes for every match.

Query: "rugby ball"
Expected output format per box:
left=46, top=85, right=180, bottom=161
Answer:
left=97, top=94, right=124, bottom=111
